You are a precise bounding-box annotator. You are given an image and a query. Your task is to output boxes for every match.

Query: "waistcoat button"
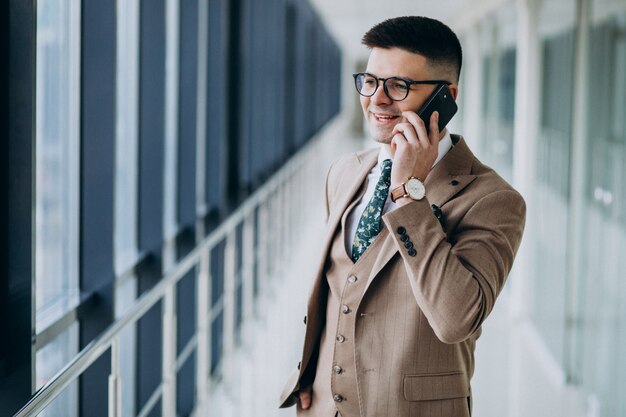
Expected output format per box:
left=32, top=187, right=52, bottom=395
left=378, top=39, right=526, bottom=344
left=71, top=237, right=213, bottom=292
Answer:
left=333, top=365, right=343, bottom=374
left=341, top=305, right=350, bottom=314
left=333, top=394, right=344, bottom=402
left=336, top=335, right=345, bottom=343
left=347, top=275, right=357, bottom=283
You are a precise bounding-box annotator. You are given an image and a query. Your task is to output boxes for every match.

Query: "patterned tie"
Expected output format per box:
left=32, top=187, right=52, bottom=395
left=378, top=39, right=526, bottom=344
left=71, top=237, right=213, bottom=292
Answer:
left=351, top=159, right=392, bottom=262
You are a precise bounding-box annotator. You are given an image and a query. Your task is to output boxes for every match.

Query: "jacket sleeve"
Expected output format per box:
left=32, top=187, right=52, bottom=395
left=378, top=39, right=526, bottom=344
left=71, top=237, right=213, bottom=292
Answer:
left=382, top=189, right=526, bottom=344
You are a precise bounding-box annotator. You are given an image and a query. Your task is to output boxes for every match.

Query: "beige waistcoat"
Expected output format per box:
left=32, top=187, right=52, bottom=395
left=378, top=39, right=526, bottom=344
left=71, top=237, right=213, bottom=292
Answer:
left=305, top=182, right=389, bottom=417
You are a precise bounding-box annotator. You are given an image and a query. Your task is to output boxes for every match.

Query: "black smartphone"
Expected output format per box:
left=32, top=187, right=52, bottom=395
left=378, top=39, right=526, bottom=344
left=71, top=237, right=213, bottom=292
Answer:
left=417, top=83, right=458, bottom=133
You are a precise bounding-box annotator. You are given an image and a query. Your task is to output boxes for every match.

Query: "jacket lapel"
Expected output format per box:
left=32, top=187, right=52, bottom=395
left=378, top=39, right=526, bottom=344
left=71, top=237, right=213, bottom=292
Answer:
left=424, top=135, right=478, bottom=207
left=325, top=149, right=379, bottom=237
left=364, top=135, right=478, bottom=290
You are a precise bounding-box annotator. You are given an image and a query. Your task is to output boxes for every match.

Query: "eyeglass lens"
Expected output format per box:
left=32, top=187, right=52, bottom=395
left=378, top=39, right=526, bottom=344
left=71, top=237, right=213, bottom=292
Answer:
left=354, top=73, right=409, bottom=101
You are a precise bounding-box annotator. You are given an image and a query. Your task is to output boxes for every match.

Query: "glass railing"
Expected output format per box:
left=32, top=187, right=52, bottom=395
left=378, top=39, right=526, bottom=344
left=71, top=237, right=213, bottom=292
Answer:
left=14, top=118, right=338, bottom=417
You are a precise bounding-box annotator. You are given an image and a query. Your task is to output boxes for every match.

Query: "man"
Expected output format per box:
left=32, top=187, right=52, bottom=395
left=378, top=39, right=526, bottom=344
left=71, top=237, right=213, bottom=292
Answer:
left=279, top=16, right=526, bottom=417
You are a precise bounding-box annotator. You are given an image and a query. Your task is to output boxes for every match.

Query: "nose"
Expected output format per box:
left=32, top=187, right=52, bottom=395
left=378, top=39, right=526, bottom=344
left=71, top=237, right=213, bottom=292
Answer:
left=370, top=80, right=393, bottom=106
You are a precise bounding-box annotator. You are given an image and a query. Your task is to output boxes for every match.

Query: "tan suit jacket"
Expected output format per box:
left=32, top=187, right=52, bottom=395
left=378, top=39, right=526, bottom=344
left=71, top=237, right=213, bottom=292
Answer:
left=280, top=135, right=526, bottom=416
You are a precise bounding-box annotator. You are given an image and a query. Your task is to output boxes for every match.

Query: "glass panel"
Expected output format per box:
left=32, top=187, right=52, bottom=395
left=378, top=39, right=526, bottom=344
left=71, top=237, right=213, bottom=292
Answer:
left=210, top=240, right=225, bottom=375
left=576, top=3, right=626, bottom=416
left=35, top=324, right=79, bottom=417
left=114, top=0, right=140, bottom=275
left=479, top=7, right=517, bottom=183
left=114, top=0, right=140, bottom=413
left=35, top=0, right=81, bottom=332
left=235, top=223, right=244, bottom=344
left=530, top=0, right=577, bottom=368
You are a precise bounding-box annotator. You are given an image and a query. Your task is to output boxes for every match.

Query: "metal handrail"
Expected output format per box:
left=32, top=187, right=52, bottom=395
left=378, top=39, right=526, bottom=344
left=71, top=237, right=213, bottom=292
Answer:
left=13, top=132, right=320, bottom=417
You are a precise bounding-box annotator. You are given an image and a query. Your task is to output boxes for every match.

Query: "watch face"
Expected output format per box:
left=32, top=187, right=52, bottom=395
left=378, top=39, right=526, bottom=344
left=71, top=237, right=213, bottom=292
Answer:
left=406, top=178, right=425, bottom=200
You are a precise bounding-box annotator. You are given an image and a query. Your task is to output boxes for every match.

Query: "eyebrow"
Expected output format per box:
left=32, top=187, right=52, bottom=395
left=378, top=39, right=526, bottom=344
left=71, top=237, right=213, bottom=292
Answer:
left=362, top=72, right=452, bottom=85
left=364, top=72, right=426, bottom=82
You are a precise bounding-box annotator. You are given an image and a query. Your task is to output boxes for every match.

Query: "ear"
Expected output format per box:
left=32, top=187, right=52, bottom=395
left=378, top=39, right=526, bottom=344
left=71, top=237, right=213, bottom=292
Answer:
left=448, top=84, right=459, bottom=101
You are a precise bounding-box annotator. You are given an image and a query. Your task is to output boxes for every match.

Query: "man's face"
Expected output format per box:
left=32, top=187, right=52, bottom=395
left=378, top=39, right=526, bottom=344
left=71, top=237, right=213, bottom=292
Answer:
left=360, top=47, right=448, bottom=144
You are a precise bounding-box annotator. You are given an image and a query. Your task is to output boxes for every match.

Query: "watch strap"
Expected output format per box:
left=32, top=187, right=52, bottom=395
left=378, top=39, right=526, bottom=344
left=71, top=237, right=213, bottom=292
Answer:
left=390, top=184, right=407, bottom=202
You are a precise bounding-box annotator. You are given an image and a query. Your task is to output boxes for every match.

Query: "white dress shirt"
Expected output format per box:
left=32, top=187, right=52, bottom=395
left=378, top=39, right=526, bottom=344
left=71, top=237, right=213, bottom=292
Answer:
left=344, top=131, right=454, bottom=253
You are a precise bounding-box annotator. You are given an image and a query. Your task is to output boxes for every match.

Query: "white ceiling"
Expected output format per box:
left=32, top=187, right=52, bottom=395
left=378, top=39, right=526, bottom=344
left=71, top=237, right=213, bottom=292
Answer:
left=308, top=0, right=503, bottom=62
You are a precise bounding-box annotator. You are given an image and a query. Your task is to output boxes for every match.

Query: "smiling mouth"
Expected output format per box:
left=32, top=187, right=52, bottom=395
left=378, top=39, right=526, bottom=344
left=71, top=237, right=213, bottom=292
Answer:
left=372, top=113, right=401, bottom=123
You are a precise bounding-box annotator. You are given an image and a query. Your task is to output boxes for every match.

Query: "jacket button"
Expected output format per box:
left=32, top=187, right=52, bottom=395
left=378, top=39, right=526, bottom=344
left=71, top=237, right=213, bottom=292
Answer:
left=347, top=275, right=357, bottom=283
left=336, top=334, right=345, bottom=343
left=408, top=249, right=417, bottom=257
left=333, top=394, right=344, bottom=402
left=404, top=241, right=414, bottom=249
left=333, top=365, right=343, bottom=374
left=341, top=305, right=350, bottom=314
left=450, top=179, right=459, bottom=186
left=400, top=234, right=410, bottom=242
left=397, top=226, right=406, bottom=235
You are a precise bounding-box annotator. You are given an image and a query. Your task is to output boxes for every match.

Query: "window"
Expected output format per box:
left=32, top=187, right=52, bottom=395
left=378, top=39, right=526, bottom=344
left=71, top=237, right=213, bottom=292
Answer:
left=35, top=0, right=81, bottom=335
left=34, top=0, right=81, bottom=415
left=479, top=7, right=517, bottom=183
left=531, top=0, right=577, bottom=368
left=575, top=3, right=626, bottom=416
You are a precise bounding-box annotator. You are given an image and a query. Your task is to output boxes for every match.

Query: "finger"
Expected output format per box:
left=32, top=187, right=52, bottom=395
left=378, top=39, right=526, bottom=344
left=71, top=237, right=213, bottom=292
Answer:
left=391, top=133, right=410, bottom=153
left=299, top=388, right=312, bottom=409
left=390, top=135, right=398, bottom=157
left=391, top=122, right=419, bottom=146
left=402, top=111, right=430, bottom=148
left=429, top=111, right=440, bottom=144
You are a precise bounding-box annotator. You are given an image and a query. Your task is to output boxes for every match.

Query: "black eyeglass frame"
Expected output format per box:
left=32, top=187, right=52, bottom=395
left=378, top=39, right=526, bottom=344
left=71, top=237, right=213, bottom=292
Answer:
left=352, top=72, right=452, bottom=101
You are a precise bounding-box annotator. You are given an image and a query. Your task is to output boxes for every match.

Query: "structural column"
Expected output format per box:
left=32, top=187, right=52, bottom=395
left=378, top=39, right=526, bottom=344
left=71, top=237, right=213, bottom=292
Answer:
left=511, top=0, right=542, bottom=318
left=510, top=0, right=542, bottom=415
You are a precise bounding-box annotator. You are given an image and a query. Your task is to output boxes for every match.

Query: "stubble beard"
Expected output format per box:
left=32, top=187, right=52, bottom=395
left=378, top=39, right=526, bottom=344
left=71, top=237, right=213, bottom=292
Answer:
left=367, top=119, right=394, bottom=145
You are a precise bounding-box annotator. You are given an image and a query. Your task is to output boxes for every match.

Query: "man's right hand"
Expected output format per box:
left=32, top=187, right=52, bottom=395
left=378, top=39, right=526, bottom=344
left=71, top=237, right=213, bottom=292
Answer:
left=298, top=386, right=312, bottom=410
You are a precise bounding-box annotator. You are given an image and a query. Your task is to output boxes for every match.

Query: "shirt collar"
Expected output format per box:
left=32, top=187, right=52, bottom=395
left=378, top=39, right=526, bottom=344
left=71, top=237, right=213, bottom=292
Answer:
left=434, top=130, right=453, bottom=166
left=377, top=129, right=454, bottom=169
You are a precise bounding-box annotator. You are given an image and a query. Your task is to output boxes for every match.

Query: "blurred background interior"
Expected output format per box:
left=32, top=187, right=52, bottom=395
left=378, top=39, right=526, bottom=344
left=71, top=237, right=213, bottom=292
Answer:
left=3, top=0, right=626, bottom=416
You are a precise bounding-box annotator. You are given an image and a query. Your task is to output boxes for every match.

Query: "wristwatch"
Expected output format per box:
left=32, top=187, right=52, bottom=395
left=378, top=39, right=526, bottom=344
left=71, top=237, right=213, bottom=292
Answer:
left=390, top=177, right=426, bottom=202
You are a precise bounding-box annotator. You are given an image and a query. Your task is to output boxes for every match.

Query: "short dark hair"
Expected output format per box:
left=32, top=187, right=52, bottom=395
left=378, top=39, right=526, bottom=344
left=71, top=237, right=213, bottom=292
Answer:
left=362, top=16, right=462, bottom=82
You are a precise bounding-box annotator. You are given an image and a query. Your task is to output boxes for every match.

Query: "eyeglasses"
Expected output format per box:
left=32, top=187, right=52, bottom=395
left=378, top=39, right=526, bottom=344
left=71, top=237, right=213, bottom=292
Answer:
left=353, top=72, right=451, bottom=101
